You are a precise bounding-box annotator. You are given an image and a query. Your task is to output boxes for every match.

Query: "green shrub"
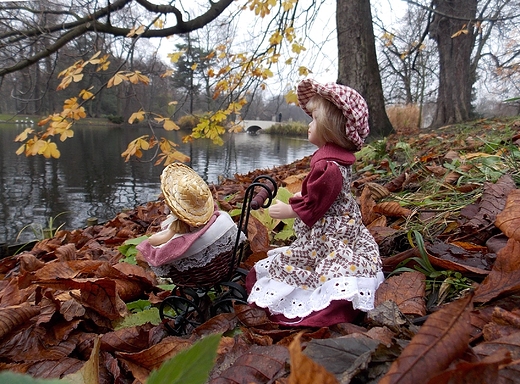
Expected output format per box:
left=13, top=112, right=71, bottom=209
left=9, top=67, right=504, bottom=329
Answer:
left=263, top=122, right=308, bottom=136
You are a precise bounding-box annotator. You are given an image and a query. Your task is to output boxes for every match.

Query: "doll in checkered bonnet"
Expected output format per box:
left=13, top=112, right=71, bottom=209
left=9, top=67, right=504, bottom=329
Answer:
left=246, top=79, right=384, bottom=327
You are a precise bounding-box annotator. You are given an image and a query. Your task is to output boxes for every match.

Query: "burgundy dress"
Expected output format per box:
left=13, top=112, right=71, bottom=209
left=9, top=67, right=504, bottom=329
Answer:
left=247, top=143, right=384, bottom=327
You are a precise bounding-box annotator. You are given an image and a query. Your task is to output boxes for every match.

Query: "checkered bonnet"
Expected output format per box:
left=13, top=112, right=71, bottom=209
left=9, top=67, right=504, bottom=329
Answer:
left=297, top=79, right=369, bottom=151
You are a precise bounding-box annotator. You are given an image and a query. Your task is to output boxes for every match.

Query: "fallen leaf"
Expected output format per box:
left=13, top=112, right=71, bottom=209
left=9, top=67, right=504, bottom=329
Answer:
left=495, top=189, right=520, bottom=242
left=474, top=239, right=520, bottom=304
left=375, top=271, right=427, bottom=317
left=288, top=332, right=339, bottom=384
left=379, top=292, right=474, bottom=384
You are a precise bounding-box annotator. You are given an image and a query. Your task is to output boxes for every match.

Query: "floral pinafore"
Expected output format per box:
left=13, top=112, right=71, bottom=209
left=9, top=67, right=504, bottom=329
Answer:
left=248, top=162, right=384, bottom=320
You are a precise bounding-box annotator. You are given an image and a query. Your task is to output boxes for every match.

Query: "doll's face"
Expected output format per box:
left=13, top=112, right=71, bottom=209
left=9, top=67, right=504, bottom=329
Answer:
left=308, top=111, right=326, bottom=147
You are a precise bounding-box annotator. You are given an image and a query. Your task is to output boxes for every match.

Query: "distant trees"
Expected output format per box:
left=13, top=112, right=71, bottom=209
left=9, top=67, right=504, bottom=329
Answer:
left=377, top=0, right=520, bottom=128
left=2, top=0, right=519, bottom=162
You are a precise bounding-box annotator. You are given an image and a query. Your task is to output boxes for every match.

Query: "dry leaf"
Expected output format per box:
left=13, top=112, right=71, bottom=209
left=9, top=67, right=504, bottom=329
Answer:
left=495, top=189, right=520, bottom=242
left=474, top=239, right=520, bottom=304
left=288, top=332, right=339, bottom=384
left=375, top=271, right=427, bottom=317
left=360, top=185, right=379, bottom=225
left=373, top=201, right=412, bottom=218
left=379, top=292, right=474, bottom=384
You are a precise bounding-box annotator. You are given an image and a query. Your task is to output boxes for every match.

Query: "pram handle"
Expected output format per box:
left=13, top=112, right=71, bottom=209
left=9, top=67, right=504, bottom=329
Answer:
left=250, top=176, right=277, bottom=210
left=250, top=188, right=270, bottom=210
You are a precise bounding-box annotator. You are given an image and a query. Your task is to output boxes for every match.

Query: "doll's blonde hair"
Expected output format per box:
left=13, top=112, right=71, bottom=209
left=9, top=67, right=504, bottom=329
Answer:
left=306, top=95, right=357, bottom=151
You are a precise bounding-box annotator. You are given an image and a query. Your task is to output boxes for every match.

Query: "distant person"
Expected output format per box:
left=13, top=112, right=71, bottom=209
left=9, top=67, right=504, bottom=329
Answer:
left=247, top=79, right=384, bottom=327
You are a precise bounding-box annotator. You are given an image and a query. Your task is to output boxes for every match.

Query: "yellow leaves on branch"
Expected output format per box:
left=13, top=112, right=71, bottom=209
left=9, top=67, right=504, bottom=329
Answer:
left=248, top=0, right=277, bottom=17
left=63, top=97, right=86, bottom=120
left=121, top=135, right=152, bottom=161
left=154, top=117, right=180, bottom=131
left=128, top=110, right=146, bottom=124
left=451, top=24, right=469, bottom=38
left=15, top=136, right=60, bottom=159
left=168, top=51, right=185, bottom=64
left=127, top=25, right=146, bottom=37
left=155, top=138, right=190, bottom=166
left=107, top=71, right=150, bottom=88
left=57, top=51, right=107, bottom=90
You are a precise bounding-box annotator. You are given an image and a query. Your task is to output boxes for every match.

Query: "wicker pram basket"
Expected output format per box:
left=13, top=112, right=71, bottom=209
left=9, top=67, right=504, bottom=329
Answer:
left=165, top=247, right=241, bottom=289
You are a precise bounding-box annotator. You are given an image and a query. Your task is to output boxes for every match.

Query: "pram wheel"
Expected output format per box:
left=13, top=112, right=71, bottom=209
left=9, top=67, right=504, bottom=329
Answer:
left=210, top=281, right=248, bottom=317
left=159, top=295, right=204, bottom=336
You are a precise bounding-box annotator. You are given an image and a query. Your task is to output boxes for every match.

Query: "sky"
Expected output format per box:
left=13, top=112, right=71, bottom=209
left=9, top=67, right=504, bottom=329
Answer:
left=148, top=0, right=407, bottom=96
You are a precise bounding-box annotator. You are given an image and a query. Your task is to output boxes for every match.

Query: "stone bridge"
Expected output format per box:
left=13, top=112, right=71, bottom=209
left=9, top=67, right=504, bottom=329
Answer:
left=235, top=119, right=279, bottom=134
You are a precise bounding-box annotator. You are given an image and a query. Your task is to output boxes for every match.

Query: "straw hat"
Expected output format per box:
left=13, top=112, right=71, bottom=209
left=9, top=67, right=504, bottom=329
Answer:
left=160, top=163, right=214, bottom=227
left=297, top=79, right=369, bottom=151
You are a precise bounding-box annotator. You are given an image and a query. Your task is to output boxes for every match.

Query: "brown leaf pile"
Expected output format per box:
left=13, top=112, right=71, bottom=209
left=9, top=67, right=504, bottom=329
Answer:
left=2, top=117, right=520, bottom=383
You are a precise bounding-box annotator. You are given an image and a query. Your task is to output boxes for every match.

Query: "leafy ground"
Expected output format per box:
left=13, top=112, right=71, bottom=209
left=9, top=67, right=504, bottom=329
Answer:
left=1, top=117, right=520, bottom=383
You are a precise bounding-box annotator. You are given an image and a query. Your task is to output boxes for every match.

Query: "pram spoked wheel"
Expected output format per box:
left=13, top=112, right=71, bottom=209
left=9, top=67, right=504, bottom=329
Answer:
left=210, top=281, right=248, bottom=317
left=159, top=294, right=205, bottom=336
left=159, top=295, right=204, bottom=335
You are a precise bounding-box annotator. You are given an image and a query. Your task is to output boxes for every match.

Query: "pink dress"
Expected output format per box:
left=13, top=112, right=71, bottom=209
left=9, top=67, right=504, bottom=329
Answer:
left=247, top=143, right=384, bottom=326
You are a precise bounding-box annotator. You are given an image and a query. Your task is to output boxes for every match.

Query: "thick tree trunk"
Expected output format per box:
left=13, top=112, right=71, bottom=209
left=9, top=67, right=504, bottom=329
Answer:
left=336, top=0, right=394, bottom=139
left=429, top=0, right=477, bottom=128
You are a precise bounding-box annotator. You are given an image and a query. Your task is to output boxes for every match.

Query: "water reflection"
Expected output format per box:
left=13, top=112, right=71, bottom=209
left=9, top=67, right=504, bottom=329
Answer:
left=0, top=124, right=314, bottom=243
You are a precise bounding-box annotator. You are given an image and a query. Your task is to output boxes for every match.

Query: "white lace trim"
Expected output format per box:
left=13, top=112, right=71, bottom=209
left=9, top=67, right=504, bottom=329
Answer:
left=151, top=227, right=245, bottom=276
left=247, top=255, right=385, bottom=319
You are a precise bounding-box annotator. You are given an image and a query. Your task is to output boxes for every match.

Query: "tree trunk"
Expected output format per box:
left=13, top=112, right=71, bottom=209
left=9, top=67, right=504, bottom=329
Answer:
left=429, top=0, right=477, bottom=128
left=336, top=0, right=394, bottom=139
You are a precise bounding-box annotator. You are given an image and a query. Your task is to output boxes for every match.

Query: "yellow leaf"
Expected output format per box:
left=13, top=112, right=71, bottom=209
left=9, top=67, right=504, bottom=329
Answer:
left=291, top=42, right=306, bottom=54
left=59, top=128, right=74, bottom=142
left=298, top=66, right=311, bottom=76
left=167, top=51, right=185, bottom=64
left=128, top=110, right=146, bottom=124
left=154, top=19, right=164, bottom=29
left=269, top=31, right=283, bottom=46
left=163, top=119, right=180, bottom=131
left=161, top=69, right=174, bottom=78
left=191, top=63, right=198, bottom=71
left=285, top=89, right=298, bottom=105
left=79, top=88, right=95, bottom=100
left=14, top=128, right=34, bottom=142
left=40, top=141, right=60, bottom=159
left=108, top=72, right=128, bottom=88
left=87, top=51, right=101, bottom=64
left=128, top=71, right=150, bottom=85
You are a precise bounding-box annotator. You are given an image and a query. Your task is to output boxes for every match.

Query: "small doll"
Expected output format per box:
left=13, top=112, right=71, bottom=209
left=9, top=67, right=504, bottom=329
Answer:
left=247, top=79, right=384, bottom=327
left=137, top=163, right=243, bottom=279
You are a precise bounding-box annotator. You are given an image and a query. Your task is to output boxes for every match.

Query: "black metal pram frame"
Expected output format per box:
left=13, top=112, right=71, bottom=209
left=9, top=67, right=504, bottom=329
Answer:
left=158, top=175, right=278, bottom=335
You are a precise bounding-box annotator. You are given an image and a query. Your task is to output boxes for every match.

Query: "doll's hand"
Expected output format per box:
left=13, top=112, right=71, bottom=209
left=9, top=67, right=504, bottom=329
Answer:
left=293, top=191, right=302, bottom=198
left=269, top=201, right=298, bottom=219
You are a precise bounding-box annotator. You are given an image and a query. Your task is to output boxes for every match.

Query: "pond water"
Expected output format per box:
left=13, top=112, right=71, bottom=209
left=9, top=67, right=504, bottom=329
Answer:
left=0, top=123, right=315, bottom=244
